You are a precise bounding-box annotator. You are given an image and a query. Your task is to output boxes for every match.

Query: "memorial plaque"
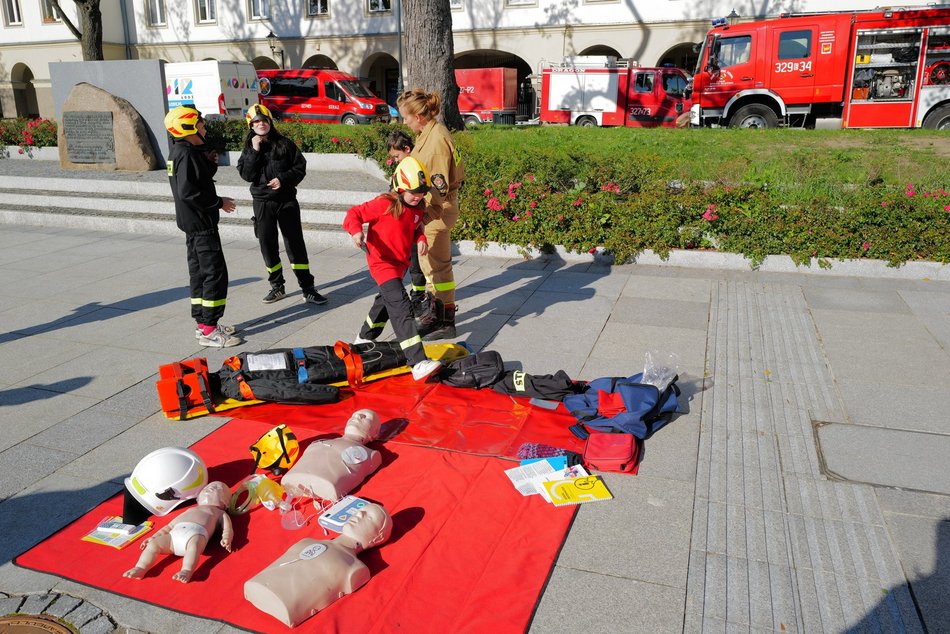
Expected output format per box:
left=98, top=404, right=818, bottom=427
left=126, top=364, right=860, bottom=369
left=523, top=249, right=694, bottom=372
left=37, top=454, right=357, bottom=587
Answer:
left=63, top=111, right=116, bottom=163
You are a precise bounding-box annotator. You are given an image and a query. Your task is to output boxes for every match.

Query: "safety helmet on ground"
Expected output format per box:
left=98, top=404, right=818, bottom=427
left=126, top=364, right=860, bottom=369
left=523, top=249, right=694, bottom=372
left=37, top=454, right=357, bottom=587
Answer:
left=391, top=156, right=430, bottom=194
left=124, top=447, right=207, bottom=516
left=245, top=103, right=274, bottom=128
left=164, top=105, right=203, bottom=138
left=250, top=423, right=300, bottom=476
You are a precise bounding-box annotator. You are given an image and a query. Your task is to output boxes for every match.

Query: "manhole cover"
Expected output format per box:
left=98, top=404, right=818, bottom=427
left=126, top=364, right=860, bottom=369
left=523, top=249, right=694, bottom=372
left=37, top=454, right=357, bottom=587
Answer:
left=0, top=615, right=75, bottom=634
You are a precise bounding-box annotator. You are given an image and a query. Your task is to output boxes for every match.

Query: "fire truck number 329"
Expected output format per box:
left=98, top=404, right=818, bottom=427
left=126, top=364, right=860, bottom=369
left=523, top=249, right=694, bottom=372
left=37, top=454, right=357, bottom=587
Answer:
left=774, top=60, right=814, bottom=73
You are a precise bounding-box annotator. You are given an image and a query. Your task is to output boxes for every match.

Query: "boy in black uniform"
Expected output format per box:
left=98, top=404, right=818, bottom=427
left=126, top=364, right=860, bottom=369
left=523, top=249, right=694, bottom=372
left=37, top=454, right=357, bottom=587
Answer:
left=164, top=105, right=242, bottom=347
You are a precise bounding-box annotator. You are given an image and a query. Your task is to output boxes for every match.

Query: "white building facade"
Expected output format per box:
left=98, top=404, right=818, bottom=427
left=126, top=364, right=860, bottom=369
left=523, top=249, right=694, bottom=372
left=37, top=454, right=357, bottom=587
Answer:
left=0, top=0, right=933, bottom=119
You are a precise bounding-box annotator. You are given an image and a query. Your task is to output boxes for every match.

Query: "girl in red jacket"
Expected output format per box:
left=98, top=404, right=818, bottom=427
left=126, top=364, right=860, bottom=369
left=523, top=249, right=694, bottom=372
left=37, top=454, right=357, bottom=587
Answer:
left=343, top=156, right=442, bottom=382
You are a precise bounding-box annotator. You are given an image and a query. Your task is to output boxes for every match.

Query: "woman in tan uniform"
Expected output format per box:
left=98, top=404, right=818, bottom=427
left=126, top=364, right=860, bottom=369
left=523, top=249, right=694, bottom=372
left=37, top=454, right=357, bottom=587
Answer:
left=397, top=88, right=465, bottom=340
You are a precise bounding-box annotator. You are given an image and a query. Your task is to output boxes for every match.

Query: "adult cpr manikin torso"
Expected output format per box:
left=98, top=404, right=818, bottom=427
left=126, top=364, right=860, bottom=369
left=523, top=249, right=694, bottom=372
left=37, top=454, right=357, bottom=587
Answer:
left=243, top=502, right=393, bottom=626
left=280, top=409, right=383, bottom=501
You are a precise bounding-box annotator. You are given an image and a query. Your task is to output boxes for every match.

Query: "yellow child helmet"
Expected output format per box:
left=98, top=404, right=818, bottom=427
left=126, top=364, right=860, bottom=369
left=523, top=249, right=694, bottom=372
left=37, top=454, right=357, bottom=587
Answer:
left=164, top=105, right=203, bottom=138
left=250, top=423, right=300, bottom=476
left=246, top=103, right=274, bottom=128
left=391, top=156, right=431, bottom=194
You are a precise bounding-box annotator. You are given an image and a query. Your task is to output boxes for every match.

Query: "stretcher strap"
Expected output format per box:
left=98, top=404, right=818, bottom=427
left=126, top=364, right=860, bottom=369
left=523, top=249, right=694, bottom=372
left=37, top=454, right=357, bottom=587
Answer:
left=333, top=341, right=364, bottom=389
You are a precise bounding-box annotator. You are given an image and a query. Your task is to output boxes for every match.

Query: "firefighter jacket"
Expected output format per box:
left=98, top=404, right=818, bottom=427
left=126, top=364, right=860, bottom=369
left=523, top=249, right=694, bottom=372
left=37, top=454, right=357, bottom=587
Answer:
left=236, top=135, right=307, bottom=203
left=343, top=194, right=427, bottom=285
left=412, top=120, right=465, bottom=216
left=167, top=138, right=224, bottom=234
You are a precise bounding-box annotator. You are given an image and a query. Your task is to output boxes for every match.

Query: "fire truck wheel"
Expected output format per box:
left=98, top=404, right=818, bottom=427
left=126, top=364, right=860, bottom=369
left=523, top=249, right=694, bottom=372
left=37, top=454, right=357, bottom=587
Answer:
left=729, top=104, right=778, bottom=129
left=922, top=105, right=950, bottom=130
left=464, top=115, right=481, bottom=127
left=575, top=116, right=597, bottom=127
left=341, top=114, right=358, bottom=125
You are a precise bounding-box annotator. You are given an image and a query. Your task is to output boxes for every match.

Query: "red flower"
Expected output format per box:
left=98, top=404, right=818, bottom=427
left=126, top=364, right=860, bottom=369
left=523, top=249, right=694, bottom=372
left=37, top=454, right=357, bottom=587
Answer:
left=529, top=201, right=537, bottom=209
left=862, top=241, right=870, bottom=251
left=512, top=215, right=520, bottom=221
left=331, top=137, right=339, bottom=144
left=588, top=247, right=597, bottom=254
left=484, top=188, right=492, bottom=196
left=573, top=197, right=582, bottom=207
left=702, top=204, right=718, bottom=222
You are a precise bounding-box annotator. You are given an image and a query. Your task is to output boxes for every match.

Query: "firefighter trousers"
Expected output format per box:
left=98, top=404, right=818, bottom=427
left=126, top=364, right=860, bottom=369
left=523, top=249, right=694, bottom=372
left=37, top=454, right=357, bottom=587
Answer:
left=359, top=278, right=427, bottom=366
left=186, top=230, right=229, bottom=326
left=420, top=199, right=459, bottom=305
left=407, top=246, right=427, bottom=294
left=252, top=199, right=315, bottom=290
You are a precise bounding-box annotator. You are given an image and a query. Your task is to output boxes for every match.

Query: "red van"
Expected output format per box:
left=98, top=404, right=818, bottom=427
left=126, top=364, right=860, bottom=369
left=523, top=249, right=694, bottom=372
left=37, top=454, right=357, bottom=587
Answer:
left=257, top=69, right=391, bottom=124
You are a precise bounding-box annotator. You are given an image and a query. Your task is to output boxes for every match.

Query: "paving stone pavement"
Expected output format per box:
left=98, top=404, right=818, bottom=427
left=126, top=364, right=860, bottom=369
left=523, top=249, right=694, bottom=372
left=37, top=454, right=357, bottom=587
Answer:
left=1, top=164, right=948, bottom=634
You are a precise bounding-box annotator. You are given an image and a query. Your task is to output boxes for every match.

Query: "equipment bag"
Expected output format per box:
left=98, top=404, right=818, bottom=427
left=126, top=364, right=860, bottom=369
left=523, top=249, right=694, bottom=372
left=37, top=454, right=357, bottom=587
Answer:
left=564, top=372, right=680, bottom=440
left=583, top=432, right=640, bottom=473
left=156, top=358, right=217, bottom=421
left=441, top=350, right=505, bottom=389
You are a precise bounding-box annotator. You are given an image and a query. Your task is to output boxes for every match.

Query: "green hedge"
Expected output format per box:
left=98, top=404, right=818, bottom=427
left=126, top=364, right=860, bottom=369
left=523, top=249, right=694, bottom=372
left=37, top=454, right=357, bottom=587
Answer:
left=7, top=116, right=949, bottom=266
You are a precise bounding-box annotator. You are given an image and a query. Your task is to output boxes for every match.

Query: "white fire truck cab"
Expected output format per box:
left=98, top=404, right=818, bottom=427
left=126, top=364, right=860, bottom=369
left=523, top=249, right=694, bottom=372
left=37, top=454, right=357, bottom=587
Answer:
left=689, top=6, right=950, bottom=129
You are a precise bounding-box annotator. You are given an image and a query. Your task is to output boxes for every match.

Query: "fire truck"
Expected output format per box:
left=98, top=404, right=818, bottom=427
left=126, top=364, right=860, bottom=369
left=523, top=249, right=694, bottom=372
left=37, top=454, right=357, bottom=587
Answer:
left=539, top=57, right=691, bottom=128
left=689, top=6, right=950, bottom=129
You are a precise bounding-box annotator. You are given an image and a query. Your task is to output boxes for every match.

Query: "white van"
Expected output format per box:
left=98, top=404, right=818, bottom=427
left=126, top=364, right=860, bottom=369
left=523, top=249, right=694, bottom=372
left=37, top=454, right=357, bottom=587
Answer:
left=164, top=60, right=259, bottom=120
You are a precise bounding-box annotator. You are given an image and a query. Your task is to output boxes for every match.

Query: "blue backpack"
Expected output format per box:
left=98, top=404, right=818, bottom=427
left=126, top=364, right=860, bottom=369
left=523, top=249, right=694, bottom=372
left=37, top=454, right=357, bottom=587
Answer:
left=563, top=372, right=680, bottom=440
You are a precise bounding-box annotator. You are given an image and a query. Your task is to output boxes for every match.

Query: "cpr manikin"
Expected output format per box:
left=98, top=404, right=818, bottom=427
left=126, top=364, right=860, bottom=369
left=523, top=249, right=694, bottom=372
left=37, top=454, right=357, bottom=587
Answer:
left=280, top=409, right=383, bottom=501
left=123, top=481, right=234, bottom=583
left=244, top=502, right=393, bottom=627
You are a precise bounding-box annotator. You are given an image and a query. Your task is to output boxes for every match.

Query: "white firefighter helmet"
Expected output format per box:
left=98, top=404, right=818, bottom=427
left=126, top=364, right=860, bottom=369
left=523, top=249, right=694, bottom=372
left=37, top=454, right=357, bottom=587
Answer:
left=124, top=447, right=208, bottom=516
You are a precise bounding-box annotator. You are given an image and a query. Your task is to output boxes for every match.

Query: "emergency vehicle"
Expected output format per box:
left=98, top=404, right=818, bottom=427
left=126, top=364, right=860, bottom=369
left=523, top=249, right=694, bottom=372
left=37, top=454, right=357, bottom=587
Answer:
left=455, top=67, right=519, bottom=125
left=164, top=61, right=258, bottom=120
left=257, top=69, right=391, bottom=125
left=539, top=57, right=691, bottom=128
left=689, top=6, right=950, bottom=128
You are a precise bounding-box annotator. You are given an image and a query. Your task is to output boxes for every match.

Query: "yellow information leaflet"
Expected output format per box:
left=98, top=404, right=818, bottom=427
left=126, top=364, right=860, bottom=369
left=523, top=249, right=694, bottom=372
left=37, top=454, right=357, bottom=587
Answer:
left=81, top=516, right=153, bottom=550
left=541, top=475, right=613, bottom=507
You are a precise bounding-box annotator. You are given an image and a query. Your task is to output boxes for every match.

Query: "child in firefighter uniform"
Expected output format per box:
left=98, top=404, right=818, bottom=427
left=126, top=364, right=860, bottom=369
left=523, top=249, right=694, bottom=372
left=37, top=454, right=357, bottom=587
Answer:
left=164, top=105, right=242, bottom=348
left=342, top=156, right=442, bottom=382
left=237, top=103, right=328, bottom=306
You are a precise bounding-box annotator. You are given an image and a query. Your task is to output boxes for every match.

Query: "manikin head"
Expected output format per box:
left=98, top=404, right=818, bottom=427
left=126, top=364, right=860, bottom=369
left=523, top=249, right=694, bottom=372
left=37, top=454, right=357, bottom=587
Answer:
left=341, top=502, right=393, bottom=552
left=197, top=481, right=231, bottom=509
left=343, top=409, right=381, bottom=443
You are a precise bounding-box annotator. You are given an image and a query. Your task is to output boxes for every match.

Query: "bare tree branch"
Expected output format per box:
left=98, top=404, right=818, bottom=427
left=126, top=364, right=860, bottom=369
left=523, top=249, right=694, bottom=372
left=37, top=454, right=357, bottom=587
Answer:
left=49, top=0, right=82, bottom=40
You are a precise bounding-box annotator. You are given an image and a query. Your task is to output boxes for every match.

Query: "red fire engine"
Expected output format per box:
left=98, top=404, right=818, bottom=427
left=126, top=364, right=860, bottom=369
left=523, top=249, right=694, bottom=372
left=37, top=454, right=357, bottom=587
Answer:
left=455, top=68, right=519, bottom=125
left=689, top=6, right=950, bottom=128
left=539, top=57, right=690, bottom=128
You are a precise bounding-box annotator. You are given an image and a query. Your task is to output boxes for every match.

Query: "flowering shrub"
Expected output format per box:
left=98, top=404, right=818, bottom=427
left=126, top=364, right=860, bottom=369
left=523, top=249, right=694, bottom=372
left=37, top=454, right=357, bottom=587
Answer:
left=0, top=117, right=58, bottom=155
left=138, top=119, right=950, bottom=266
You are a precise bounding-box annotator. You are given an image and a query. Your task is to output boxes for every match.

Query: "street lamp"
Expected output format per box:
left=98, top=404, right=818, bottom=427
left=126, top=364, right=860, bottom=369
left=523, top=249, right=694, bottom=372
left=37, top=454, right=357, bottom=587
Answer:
left=727, top=9, right=740, bottom=26
left=266, top=30, right=284, bottom=69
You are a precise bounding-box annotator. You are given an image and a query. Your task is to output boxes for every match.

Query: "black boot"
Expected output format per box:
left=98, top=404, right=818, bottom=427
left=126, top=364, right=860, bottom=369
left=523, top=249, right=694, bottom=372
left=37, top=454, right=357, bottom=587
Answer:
left=423, top=304, right=456, bottom=341
left=416, top=295, right=444, bottom=336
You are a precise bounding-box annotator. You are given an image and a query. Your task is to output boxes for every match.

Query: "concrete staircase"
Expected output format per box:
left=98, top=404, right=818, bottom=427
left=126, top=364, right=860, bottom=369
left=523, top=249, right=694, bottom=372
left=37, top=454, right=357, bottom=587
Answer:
left=0, top=157, right=387, bottom=246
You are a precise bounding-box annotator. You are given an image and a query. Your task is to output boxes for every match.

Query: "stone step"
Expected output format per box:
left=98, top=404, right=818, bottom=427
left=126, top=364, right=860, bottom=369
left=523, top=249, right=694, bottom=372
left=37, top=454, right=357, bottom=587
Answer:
left=0, top=202, right=352, bottom=246
left=1, top=189, right=349, bottom=226
left=0, top=176, right=375, bottom=208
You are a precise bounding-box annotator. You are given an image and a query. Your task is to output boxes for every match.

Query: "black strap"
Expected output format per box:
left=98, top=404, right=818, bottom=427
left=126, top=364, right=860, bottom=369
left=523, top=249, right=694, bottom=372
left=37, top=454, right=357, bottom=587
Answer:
left=175, top=379, right=190, bottom=421
left=196, top=372, right=216, bottom=414
left=568, top=423, right=590, bottom=440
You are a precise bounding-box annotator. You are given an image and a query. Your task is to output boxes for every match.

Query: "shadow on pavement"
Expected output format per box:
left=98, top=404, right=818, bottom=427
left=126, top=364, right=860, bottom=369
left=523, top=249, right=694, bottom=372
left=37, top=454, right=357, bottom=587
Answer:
left=0, top=378, right=94, bottom=406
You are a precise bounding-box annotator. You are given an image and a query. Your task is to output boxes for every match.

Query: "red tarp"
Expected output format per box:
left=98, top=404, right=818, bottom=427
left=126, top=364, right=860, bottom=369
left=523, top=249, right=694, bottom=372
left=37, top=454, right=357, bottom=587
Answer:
left=223, top=373, right=587, bottom=458
left=16, top=417, right=577, bottom=634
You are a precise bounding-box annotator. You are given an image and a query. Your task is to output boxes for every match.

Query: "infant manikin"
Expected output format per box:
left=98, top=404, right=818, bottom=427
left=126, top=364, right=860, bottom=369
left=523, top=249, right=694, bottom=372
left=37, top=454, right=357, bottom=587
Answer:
left=122, top=481, right=234, bottom=583
left=280, top=409, right=383, bottom=501
left=244, top=501, right=393, bottom=626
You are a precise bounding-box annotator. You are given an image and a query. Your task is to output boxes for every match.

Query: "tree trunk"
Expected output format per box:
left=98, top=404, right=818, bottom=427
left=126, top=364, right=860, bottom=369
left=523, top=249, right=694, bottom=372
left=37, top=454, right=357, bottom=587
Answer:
left=401, top=0, right=463, bottom=130
left=76, top=0, right=104, bottom=60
